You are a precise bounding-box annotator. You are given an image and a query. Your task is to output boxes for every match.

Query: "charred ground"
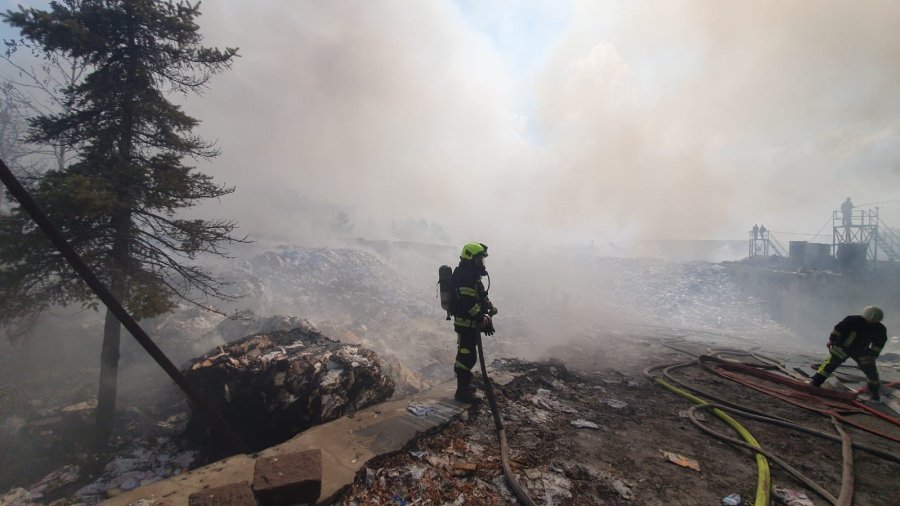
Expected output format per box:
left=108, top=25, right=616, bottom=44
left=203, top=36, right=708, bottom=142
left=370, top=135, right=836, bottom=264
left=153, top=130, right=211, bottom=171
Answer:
left=341, top=332, right=900, bottom=505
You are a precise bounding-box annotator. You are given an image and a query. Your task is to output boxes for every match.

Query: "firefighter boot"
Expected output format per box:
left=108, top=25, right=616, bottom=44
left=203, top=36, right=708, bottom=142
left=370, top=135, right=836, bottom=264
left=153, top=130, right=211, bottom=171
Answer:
left=869, top=383, right=881, bottom=402
left=455, top=373, right=481, bottom=404
left=809, top=373, right=826, bottom=388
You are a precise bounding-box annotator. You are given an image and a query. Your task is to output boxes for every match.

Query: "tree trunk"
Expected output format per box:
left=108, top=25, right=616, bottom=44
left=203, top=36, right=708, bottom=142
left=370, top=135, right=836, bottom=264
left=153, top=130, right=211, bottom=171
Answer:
left=94, top=202, right=131, bottom=446
left=94, top=213, right=129, bottom=447
left=95, top=0, right=139, bottom=448
left=95, top=305, right=122, bottom=447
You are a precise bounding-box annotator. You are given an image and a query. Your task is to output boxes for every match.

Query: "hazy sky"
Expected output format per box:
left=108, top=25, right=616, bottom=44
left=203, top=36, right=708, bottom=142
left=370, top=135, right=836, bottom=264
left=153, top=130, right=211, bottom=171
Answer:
left=2, top=0, right=899, bottom=247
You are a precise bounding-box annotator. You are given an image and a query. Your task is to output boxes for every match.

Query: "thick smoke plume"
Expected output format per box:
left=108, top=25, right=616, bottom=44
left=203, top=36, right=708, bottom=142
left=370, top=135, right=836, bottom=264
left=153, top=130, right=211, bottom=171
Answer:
left=180, top=0, right=900, bottom=247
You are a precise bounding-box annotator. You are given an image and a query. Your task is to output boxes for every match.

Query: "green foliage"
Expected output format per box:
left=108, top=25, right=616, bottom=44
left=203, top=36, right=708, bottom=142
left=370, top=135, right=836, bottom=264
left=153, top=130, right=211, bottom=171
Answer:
left=0, top=0, right=242, bottom=327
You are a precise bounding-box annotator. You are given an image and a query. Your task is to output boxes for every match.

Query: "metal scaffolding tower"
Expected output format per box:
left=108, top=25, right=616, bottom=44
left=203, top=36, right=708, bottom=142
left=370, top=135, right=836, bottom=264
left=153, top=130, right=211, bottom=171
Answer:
left=832, top=207, right=900, bottom=261
left=748, top=228, right=786, bottom=258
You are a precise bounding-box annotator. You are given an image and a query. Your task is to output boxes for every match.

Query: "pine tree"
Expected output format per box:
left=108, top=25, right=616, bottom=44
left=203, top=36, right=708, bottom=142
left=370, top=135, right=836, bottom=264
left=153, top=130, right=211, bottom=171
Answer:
left=0, top=88, right=30, bottom=215
left=0, top=0, right=241, bottom=445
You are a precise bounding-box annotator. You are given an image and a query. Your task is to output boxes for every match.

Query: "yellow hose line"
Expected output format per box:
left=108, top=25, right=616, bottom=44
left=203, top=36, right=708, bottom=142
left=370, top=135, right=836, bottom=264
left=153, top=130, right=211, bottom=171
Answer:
left=654, top=377, right=771, bottom=506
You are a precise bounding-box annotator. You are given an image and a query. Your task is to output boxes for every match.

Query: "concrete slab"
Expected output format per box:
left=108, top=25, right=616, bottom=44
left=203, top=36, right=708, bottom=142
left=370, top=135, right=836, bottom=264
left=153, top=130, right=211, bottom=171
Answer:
left=187, top=482, right=257, bottom=506
left=103, top=379, right=467, bottom=506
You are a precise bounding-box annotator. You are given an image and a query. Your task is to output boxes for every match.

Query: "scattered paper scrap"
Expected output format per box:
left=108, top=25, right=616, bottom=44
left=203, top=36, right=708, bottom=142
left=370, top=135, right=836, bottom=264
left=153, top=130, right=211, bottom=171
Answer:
left=678, top=409, right=708, bottom=421
left=570, top=419, right=600, bottom=429
left=530, top=389, right=578, bottom=414
left=773, top=486, right=814, bottom=506
left=407, top=404, right=432, bottom=417
left=722, top=492, right=742, bottom=505
left=660, top=450, right=701, bottom=471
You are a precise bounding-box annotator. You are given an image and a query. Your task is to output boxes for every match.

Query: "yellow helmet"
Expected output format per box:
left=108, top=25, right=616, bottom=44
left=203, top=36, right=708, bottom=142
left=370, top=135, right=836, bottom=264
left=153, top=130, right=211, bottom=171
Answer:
left=862, top=306, right=884, bottom=322
left=460, top=242, right=489, bottom=260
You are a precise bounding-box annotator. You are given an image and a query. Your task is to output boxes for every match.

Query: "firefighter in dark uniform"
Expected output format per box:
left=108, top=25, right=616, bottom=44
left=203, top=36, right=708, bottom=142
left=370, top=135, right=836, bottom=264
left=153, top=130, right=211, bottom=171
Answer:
left=451, top=242, right=497, bottom=403
left=809, top=306, right=887, bottom=401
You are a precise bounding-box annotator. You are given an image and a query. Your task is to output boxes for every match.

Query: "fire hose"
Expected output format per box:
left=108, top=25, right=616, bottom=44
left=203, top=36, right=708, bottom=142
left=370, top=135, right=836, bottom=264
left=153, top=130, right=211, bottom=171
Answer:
left=649, top=339, right=900, bottom=505
left=644, top=363, right=772, bottom=506
left=685, top=404, right=853, bottom=505
left=476, top=337, right=537, bottom=506
left=697, top=354, right=900, bottom=441
left=655, top=359, right=900, bottom=463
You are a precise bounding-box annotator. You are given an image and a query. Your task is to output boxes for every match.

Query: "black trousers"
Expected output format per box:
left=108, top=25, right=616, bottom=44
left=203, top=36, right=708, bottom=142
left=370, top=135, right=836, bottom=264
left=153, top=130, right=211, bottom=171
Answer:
left=813, top=348, right=880, bottom=395
left=454, top=328, right=481, bottom=377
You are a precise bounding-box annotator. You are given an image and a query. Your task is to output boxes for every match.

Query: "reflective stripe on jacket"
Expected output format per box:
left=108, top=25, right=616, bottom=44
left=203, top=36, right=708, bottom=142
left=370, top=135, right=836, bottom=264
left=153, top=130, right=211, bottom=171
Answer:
left=451, top=260, right=491, bottom=330
left=830, top=315, right=887, bottom=356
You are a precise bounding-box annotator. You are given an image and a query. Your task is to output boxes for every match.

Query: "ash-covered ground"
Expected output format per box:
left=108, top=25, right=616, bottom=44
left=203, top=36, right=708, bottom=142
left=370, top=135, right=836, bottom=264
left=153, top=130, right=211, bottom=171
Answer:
left=341, top=338, right=900, bottom=506
left=2, top=242, right=898, bottom=504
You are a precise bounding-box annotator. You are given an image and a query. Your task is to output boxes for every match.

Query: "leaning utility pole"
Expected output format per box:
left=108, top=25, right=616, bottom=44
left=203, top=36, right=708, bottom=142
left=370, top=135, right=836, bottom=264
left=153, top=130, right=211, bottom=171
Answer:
left=0, top=157, right=250, bottom=454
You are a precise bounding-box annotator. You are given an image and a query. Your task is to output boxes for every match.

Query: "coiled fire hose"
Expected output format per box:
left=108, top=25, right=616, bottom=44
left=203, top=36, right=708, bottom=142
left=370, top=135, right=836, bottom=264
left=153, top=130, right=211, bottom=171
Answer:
left=685, top=404, right=854, bottom=505
left=643, top=363, right=772, bottom=506
left=477, top=338, right=537, bottom=506
left=648, top=339, right=900, bottom=505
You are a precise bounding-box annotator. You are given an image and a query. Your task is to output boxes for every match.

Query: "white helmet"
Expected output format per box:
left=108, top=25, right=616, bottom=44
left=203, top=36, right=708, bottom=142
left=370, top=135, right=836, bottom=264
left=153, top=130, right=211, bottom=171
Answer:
left=862, top=306, right=884, bottom=322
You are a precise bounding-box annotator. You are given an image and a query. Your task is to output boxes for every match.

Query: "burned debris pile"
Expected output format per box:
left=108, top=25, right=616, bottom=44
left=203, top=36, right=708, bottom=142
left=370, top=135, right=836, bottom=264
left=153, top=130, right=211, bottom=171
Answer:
left=214, top=246, right=458, bottom=378
left=340, top=358, right=642, bottom=505
left=183, top=326, right=395, bottom=450
left=1, top=324, right=400, bottom=503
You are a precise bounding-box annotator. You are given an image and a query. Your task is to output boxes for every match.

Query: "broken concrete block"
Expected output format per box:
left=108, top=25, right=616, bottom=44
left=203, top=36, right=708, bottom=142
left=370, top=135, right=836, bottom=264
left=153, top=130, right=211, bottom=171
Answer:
left=252, top=449, right=322, bottom=505
left=188, top=482, right=258, bottom=506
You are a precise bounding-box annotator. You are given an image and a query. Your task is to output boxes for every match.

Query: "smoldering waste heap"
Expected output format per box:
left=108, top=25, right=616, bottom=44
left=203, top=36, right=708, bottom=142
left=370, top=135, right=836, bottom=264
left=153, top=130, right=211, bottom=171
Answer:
left=183, top=326, right=395, bottom=450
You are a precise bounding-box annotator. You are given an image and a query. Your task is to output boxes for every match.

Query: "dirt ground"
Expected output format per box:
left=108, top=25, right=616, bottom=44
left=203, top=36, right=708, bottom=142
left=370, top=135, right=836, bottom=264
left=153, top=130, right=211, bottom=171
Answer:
left=339, top=330, right=900, bottom=505
left=0, top=365, right=199, bottom=504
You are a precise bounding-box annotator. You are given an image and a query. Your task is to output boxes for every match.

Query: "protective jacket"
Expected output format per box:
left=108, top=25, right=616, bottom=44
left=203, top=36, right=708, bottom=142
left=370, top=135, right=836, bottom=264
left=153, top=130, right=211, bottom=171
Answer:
left=813, top=314, right=886, bottom=399
left=450, top=260, right=492, bottom=331
left=828, top=315, right=887, bottom=357
left=841, top=200, right=853, bottom=216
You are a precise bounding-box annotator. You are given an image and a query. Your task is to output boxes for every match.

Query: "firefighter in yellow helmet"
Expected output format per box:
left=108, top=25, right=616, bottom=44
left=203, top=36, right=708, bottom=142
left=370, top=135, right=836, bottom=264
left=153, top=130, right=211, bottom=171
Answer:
left=809, top=306, right=887, bottom=401
left=450, top=242, right=497, bottom=403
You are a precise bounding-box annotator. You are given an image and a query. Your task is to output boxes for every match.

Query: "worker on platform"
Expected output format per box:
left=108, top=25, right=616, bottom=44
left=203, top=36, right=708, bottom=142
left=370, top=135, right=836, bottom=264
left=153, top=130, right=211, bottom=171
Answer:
left=841, top=197, right=854, bottom=228
left=752, top=224, right=759, bottom=240
left=809, top=306, right=887, bottom=401
left=451, top=242, right=498, bottom=403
